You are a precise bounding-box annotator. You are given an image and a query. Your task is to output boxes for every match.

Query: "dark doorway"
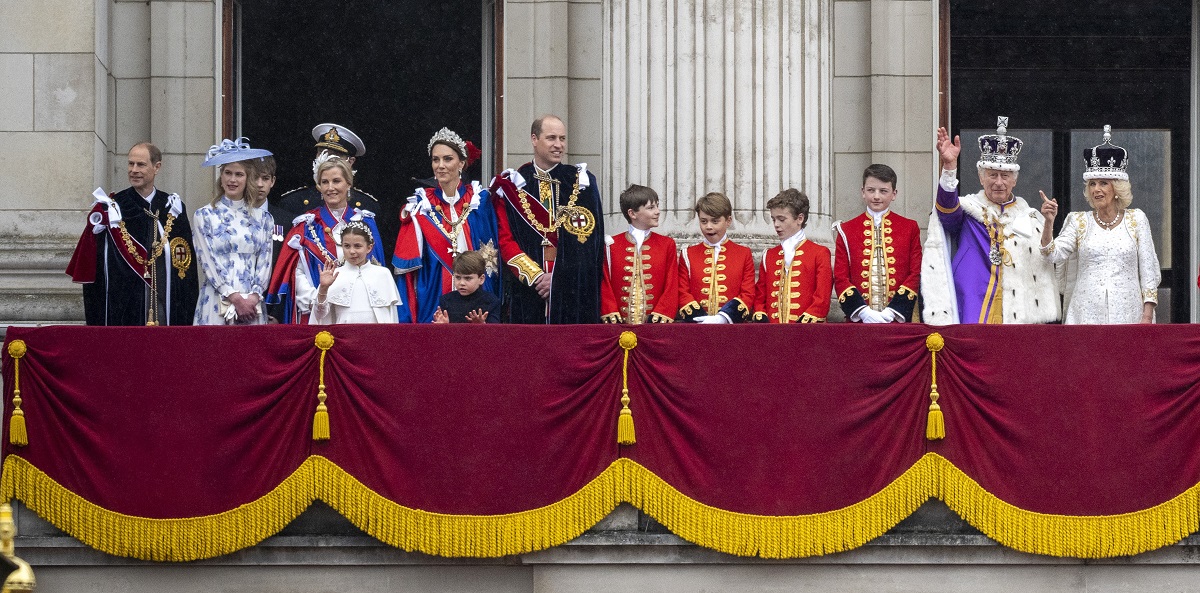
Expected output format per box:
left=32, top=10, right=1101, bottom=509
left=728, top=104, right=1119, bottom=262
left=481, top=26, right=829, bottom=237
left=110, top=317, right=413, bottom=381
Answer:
left=235, top=0, right=487, bottom=259
left=949, top=0, right=1192, bottom=321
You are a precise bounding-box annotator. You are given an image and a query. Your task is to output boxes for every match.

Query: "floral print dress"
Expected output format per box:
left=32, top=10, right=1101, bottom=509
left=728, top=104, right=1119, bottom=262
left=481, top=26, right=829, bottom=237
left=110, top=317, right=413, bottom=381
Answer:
left=192, top=197, right=274, bottom=325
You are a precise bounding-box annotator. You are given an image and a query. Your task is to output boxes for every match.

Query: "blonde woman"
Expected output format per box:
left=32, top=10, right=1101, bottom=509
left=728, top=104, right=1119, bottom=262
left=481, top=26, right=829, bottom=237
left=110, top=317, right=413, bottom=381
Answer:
left=192, top=138, right=276, bottom=325
left=266, top=153, right=385, bottom=323
left=1039, top=126, right=1161, bottom=324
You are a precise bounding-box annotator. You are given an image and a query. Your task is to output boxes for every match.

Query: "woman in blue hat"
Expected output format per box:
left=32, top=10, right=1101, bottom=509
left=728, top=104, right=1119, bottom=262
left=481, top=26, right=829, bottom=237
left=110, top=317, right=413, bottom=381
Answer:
left=192, top=138, right=276, bottom=325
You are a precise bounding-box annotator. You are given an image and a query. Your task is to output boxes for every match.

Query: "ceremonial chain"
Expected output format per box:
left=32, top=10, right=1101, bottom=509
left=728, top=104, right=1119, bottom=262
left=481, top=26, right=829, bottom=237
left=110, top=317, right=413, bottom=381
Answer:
left=516, top=177, right=582, bottom=235
left=119, top=209, right=175, bottom=325
left=118, top=211, right=175, bottom=268
left=1094, top=209, right=1123, bottom=230
left=434, top=200, right=473, bottom=243
left=306, top=222, right=337, bottom=264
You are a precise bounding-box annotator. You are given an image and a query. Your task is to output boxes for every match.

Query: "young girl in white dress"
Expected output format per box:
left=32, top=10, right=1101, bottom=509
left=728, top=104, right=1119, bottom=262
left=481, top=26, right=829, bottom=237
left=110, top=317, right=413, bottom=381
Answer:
left=192, top=138, right=275, bottom=325
left=312, top=221, right=401, bottom=324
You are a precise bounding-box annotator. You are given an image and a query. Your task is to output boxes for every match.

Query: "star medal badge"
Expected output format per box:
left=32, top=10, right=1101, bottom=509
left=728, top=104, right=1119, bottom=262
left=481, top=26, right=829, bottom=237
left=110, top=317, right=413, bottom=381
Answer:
left=559, top=205, right=596, bottom=243
left=988, top=244, right=1002, bottom=266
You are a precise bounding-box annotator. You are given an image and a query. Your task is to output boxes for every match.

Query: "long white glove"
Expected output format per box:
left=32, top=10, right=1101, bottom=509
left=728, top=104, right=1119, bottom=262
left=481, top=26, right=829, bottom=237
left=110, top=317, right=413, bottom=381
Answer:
left=694, top=314, right=730, bottom=324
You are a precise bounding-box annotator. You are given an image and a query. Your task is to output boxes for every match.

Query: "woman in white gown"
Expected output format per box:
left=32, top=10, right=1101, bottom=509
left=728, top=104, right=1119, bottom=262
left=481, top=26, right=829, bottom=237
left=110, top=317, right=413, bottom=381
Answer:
left=1038, top=126, right=1160, bottom=324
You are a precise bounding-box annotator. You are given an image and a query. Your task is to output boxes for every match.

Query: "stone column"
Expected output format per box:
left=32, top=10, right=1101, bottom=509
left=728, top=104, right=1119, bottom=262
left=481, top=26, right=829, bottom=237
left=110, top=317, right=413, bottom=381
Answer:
left=148, top=0, right=220, bottom=214
left=831, top=0, right=936, bottom=227
left=502, top=0, right=603, bottom=177
left=602, top=0, right=833, bottom=244
left=0, top=0, right=109, bottom=323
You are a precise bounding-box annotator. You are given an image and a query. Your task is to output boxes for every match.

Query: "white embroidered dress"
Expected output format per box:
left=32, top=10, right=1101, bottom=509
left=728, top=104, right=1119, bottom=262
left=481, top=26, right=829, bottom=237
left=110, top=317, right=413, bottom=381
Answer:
left=311, top=261, right=401, bottom=324
left=192, top=197, right=274, bottom=325
left=1044, top=208, right=1160, bottom=324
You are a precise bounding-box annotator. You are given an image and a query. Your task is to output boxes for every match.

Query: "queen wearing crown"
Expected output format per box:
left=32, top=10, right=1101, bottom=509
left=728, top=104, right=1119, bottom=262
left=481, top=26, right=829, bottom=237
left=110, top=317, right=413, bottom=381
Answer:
left=392, top=127, right=543, bottom=323
left=922, top=118, right=1059, bottom=324
left=1038, top=126, right=1160, bottom=324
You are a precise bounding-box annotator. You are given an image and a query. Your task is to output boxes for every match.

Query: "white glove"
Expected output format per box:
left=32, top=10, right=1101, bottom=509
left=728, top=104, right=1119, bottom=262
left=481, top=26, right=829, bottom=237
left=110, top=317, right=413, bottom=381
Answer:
left=694, top=314, right=730, bottom=325
left=881, top=308, right=899, bottom=323
left=860, top=308, right=888, bottom=324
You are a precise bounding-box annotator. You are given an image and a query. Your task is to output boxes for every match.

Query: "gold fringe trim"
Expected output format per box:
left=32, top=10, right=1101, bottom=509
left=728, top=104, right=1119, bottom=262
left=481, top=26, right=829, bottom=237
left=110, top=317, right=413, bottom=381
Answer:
left=0, top=455, right=315, bottom=561
left=3, top=453, right=1198, bottom=560
left=929, top=453, right=1200, bottom=558
left=312, top=456, right=622, bottom=558
left=623, top=457, right=935, bottom=558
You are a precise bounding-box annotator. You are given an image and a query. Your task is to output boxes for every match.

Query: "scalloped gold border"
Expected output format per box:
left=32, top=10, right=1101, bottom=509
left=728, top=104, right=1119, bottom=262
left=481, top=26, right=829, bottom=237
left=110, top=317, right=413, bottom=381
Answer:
left=4, top=454, right=1197, bottom=561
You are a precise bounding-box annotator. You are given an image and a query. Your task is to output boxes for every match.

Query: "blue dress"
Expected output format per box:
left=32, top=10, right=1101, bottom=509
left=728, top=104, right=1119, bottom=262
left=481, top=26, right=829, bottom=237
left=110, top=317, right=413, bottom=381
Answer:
left=192, top=197, right=275, bottom=325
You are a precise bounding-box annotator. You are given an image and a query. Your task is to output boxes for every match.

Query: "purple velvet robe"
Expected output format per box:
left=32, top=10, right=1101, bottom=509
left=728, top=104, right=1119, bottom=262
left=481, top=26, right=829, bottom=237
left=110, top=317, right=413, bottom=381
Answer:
left=937, top=184, right=1008, bottom=324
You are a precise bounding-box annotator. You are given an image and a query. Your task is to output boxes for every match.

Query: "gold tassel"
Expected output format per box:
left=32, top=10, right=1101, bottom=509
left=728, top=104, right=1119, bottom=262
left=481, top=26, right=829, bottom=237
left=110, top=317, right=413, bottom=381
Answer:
left=7, top=340, right=28, bottom=447
left=617, top=331, right=638, bottom=445
left=925, top=333, right=945, bottom=441
left=313, top=332, right=334, bottom=441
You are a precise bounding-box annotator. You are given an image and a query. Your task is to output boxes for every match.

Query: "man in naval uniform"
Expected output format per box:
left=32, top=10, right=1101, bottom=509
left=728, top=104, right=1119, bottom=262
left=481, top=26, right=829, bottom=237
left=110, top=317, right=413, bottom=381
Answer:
left=922, top=117, right=1059, bottom=324
left=489, top=115, right=605, bottom=323
left=67, top=142, right=200, bottom=325
left=270, top=123, right=391, bottom=251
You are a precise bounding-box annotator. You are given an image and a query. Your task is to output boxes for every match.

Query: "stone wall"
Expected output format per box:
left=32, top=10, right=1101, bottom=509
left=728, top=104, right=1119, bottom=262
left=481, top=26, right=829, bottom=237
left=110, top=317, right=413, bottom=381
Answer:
left=832, top=0, right=936, bottom=227
left=0, top=0, right=220, bottom=326
left=0, top=0, right=940, bottom=325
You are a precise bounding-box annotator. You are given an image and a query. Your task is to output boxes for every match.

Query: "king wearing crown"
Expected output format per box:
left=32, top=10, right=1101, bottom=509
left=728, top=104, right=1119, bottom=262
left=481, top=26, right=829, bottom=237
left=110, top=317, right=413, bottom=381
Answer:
left=921, top=118, right=1059, bottom=324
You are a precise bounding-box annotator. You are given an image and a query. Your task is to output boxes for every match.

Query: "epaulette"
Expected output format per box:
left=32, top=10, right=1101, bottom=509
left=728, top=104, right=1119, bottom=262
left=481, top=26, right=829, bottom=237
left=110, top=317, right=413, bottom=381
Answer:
left=278, top=186, right=312, bottom=198
left=352, top=187, right=380, bottom=202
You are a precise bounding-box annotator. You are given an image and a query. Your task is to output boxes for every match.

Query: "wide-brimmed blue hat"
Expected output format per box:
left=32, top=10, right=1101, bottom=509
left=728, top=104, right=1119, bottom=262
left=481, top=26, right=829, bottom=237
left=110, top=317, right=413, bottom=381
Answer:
left=203, top=137, right=273, bottom=167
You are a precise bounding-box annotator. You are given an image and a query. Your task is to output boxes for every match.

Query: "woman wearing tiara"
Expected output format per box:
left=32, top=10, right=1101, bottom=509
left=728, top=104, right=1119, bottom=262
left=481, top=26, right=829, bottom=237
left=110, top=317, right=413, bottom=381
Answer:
left=392, top=127, right=542, bottom=323
left=1039, top=126, right=1161, bottom=324
left=267, top=154, right=386, bottom=323
left=192, top=138, right=275, bottom=325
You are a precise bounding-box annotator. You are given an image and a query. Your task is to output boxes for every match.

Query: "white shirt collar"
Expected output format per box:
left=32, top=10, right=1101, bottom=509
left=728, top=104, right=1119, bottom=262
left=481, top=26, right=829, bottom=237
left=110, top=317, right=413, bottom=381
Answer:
left=533, top=161, right=559, bottom=176
left=138, top=187, right=157, bottom=201
left=702, top=234, right=728, bottom=249
left=868, top=208, right=889, bottom=225
left=628, top=226, right=650, bottom=248
left=781, top=229, right=806, bottom=252
left=780, top=229, right=806, bottom=266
